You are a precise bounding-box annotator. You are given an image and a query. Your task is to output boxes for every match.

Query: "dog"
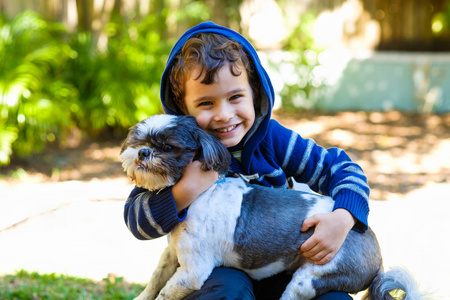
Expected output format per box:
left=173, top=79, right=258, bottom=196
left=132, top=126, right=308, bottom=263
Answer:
left=120, top=114, right=424, bottom=300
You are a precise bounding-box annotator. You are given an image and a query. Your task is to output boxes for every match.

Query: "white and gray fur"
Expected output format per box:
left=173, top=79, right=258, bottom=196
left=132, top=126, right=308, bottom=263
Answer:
left=120, top=114, right=426, bottom=300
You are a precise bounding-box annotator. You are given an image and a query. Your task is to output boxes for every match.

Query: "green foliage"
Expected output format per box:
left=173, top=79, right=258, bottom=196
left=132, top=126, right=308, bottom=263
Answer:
left=276, top=12, right=326, bottom=112
left=0, top=270, right=144, bottom=299
left=0, top=12, right=74, bottom=162
left=432, top=1, right=450, bottom=35
left=0, top=123, right=18, bottom=165
left=66, top=14, right=168, bottom=133
left=0, top=12, right=168, bottom=165
left=175, top=0, right=211, bottom=29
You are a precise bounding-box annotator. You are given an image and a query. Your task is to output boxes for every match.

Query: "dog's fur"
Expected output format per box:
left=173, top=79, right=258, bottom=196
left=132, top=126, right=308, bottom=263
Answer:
left=120, top=114, right=424, bottom=300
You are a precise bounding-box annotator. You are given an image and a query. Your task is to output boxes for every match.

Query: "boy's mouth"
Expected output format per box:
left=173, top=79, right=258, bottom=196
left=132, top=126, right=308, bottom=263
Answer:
left=215, top=124, right=238, bottom=133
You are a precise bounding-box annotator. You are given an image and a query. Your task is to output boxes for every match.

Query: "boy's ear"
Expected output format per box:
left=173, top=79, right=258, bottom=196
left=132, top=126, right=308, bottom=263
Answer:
left=180, top=115, right=230, bottom=174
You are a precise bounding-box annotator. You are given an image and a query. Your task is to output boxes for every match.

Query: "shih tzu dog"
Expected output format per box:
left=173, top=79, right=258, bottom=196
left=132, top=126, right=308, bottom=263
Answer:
left=120, top=114, right=424, bottom=300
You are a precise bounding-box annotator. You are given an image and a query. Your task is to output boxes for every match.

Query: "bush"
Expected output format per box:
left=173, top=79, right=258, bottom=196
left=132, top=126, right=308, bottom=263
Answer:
left=66, top=15, right=169, bottom=134
left=0, top=12, right=74, bottom=163
left=0, top=12, right=168, bottom=165
left=275, top=12, right=326, bottom=112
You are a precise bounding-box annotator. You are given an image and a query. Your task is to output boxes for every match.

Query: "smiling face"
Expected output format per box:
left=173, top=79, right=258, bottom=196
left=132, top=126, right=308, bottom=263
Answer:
left=184, top=64, right=255, bottom=148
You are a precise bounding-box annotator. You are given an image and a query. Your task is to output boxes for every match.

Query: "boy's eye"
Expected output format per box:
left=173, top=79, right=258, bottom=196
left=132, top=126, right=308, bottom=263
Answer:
left=230, top=94, right=242, bottom=101
left=198, top=101, right=213, bottom=107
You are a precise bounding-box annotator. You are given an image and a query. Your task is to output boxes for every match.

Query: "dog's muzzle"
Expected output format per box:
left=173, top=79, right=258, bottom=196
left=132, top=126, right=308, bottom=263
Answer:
left=138, top=148, right=151, bottom=162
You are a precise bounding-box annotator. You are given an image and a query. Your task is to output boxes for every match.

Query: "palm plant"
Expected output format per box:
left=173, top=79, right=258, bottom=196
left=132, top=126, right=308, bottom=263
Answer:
left=0, top=12, right=74, bottom=164
left=0, top=12, right=168, bottom=165
left=66, top=15, right=168, bottom=135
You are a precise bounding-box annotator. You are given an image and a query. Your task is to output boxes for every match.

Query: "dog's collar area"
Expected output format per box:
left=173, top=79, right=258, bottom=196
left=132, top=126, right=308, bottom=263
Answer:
left=236, top=173, right=259, bottom=183
left=216, top=173, right=226, bottom=183
left=224, top=171, right=260, bottom=183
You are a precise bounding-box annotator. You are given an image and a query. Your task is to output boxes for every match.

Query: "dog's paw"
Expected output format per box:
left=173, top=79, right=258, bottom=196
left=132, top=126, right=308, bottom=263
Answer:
left=134, top=292, right=156, bottom=300
left=155, top=293, right=170, bottom=300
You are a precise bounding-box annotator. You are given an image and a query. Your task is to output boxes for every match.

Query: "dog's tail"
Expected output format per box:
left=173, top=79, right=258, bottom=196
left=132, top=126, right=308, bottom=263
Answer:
left=361, top=267, right=428, bottom=300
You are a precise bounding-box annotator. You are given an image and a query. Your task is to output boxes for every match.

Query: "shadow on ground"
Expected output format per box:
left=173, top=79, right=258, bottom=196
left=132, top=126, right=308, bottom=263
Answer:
left=276, top=111, right=450, bottom=200
left=2, top=111, right=449, bottom=201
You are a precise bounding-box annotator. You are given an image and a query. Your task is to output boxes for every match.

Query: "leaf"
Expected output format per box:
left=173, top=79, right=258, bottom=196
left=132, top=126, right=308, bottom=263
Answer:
left=0, top=122, right=18, bottom=165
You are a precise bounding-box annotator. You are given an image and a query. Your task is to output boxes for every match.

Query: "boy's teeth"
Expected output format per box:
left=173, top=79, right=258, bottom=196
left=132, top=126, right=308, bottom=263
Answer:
left=216, top=125, right=237, bottom=133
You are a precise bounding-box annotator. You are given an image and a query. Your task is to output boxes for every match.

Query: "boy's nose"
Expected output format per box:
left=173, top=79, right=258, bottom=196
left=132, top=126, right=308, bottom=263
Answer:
left=214, top=102, right=234, bottom=121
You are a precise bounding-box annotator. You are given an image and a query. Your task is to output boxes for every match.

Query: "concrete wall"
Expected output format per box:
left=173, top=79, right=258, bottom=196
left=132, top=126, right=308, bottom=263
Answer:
left=317, top=51, right=450, bottom=113
left=264, top=50, right=450, bottom=113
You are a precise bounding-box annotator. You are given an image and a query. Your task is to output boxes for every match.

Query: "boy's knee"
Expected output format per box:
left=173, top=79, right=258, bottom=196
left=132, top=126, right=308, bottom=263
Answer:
left=183, top=267, right=255, bottom=300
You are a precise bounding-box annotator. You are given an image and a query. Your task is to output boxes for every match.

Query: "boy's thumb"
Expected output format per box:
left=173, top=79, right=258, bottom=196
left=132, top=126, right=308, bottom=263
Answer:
left=301, top=215, right=318, bottom=232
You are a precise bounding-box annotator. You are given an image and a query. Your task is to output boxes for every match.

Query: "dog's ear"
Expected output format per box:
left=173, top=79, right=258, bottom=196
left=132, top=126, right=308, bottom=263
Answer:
left=120, top=126, right=133, bottom=154
left=120, top=122, right=139, bottom=154
left=180, top=116, right=231, bottom=174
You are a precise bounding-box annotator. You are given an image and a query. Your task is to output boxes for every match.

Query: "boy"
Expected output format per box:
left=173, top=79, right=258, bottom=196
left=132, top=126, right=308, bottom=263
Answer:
left=124, top=22, right=370, bottom=299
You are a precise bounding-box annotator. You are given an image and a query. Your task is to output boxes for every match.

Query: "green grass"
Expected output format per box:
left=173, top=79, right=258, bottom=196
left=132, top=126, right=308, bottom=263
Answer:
left=0, top=270, right=145, bottom=299
left=0, top=270, right=412, bottom=300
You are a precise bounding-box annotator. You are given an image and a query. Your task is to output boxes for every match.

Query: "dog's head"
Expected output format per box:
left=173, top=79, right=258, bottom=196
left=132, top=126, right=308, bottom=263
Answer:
left=120, top=114, right=231, bottom=191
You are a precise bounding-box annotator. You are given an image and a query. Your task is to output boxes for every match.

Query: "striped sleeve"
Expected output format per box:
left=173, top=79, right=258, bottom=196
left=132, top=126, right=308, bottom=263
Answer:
left=124, top=186, right=187, bottom=240
left=273, top=122, right=370, bottom=232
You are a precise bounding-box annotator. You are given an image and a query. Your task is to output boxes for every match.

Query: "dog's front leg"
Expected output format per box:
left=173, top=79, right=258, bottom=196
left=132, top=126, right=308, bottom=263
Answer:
left=135, top=245, right=179, bottom=300
left=155, top=260, right=215, bottom=300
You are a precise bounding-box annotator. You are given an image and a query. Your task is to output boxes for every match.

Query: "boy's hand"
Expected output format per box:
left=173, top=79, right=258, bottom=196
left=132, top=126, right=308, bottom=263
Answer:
left=299, top=209, right=356, bottom=265
left=172, top=160, right=219, bottom=213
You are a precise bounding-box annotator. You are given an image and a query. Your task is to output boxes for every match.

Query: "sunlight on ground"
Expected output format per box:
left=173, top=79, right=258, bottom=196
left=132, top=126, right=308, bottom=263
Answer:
left=277, top=112, right=450, bottom=200
left=1, top=178, right=449, bottom=298
left=0, top=178, right=168, bottom=283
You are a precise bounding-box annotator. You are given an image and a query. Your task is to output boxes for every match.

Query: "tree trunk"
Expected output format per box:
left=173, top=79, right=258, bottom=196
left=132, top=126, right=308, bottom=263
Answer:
left=76, top=0, right=93, bottom=32
left=150, top=0, right=167, bottom=40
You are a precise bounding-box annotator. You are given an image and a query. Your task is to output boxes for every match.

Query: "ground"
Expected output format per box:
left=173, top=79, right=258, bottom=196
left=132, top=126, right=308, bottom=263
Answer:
left=2, top=111, right=449, bottom=200
left=1, top=111, right=450, bottom=299
left=278, top=111, right=450, bottom=199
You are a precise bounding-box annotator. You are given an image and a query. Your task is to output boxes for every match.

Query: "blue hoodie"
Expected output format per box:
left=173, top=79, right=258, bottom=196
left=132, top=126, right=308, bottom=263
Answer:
left=124, top=22, right=370, bottom=240
left=160, top=22, right=274, bottom=170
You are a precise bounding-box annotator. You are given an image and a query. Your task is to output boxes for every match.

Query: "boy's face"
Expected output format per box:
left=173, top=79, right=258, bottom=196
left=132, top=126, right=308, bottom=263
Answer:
left=184, top=64, right=255, bottom=148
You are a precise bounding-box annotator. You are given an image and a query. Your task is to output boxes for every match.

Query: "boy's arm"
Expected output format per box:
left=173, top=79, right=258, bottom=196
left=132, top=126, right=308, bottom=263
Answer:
left=301, top=149, right=369, bottom=232
left=124, top=186, right=186, bottom=240
left=124, top=161, right=218, bottom=240
left=271, top=122, right=370, bottom=231
left=293, top=146, right=369, bottom=265
left=269, top=121, right=369, bottom=264
left=172, top=161, right=219, bottom=213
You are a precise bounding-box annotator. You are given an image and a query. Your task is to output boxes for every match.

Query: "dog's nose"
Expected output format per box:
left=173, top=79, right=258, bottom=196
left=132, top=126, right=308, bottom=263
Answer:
left=138, top=148, right=151, bottom=161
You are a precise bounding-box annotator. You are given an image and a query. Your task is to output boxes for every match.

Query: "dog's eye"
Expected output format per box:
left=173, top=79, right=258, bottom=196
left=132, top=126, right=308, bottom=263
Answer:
left=162, top=144, right=173, bottom=152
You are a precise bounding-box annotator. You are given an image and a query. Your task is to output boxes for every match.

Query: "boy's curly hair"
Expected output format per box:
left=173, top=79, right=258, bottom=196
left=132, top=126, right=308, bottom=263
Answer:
left=168, top=33, right=260, bottom=114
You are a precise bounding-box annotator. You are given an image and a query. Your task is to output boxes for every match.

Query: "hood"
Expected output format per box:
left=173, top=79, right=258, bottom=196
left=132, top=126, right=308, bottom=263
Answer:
left=160, top=21, right=275, bottom=171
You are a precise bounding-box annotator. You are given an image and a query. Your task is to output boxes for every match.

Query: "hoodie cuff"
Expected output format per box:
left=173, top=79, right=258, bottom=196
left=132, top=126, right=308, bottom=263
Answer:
left=149, top=188, right=187, bottom=233
left=333, top=189, right=369, bottom=233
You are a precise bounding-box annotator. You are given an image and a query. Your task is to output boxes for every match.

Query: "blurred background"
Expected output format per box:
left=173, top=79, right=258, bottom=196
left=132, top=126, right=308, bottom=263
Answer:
left=0, top=0, right=449, bottom=167
left=0, top=0, right=449, bottom=299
